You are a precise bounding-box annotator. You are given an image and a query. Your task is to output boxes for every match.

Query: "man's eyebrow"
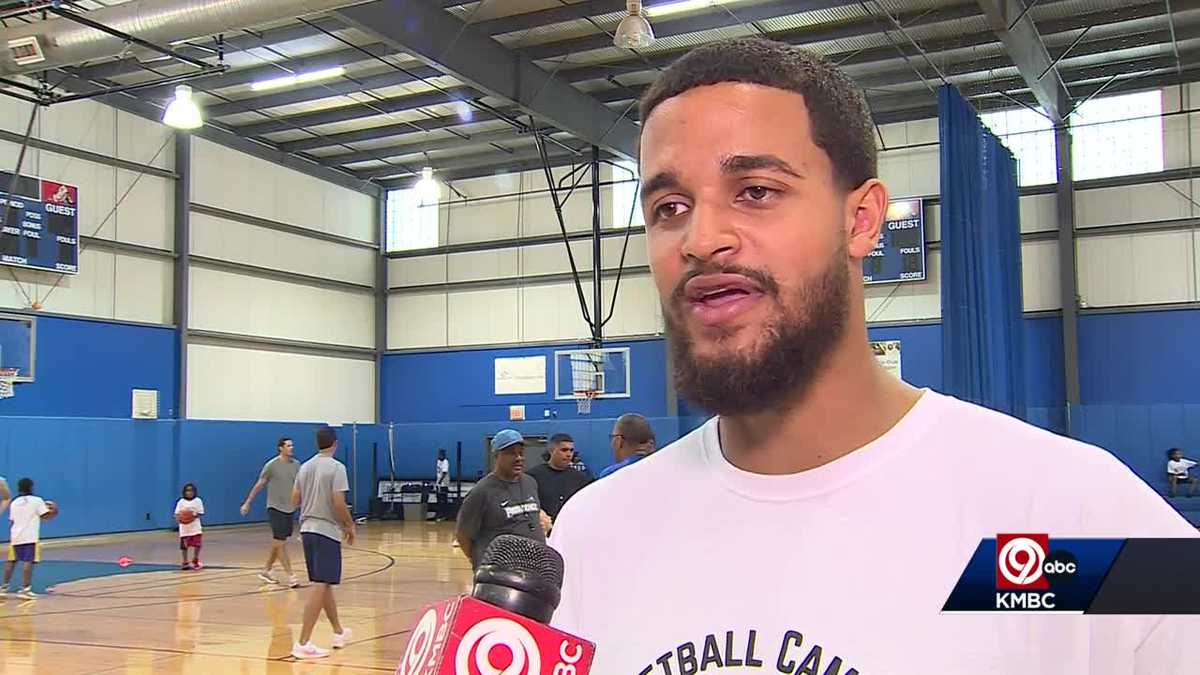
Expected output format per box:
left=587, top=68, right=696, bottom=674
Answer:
left=640, top=170, right=682, bottom=202
left=719, top=154, right=803, bottom=178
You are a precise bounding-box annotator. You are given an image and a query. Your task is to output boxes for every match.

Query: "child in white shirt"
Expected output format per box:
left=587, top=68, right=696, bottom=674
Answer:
left=1167, top=448, right=1198, bottom=497
left=5, top=477, right=57, bottom=599
left=174, top=483, right=205, bottom=570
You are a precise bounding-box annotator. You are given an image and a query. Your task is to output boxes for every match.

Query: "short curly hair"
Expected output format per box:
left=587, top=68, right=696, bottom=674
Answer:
left=639, top=38, right=877, bottom=191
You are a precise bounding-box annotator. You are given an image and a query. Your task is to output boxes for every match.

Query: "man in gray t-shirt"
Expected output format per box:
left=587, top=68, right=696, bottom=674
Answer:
left=456, top=429, right=546, bottom=569
left=240, top=437, right=301, bottom=587
left=290, top=427, right=355, bottom=660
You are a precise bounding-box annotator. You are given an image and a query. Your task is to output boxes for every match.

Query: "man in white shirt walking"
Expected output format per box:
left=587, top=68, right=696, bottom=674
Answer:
left=548, top=37, right=1199, bottom=675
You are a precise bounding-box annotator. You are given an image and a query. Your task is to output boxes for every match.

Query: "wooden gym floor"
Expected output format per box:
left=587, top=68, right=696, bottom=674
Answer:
left=0, top=521, right=473, bottom=674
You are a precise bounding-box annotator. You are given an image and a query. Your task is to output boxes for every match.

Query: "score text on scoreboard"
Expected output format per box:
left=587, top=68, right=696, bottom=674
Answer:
left=0, top=172, right=79, bottom=275
left=863, top=197, right=925, bottom=285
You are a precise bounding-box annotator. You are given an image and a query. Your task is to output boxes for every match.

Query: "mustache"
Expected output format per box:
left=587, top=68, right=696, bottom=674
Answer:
left=670, top=262, right=781, bottom=303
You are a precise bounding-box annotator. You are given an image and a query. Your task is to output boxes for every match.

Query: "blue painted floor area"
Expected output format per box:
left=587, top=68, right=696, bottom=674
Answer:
left=4, top=560, right=227, bottom=594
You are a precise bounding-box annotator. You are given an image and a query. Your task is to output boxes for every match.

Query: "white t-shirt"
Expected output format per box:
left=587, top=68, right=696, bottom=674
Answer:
left=9, top=495, right=48, bottom=546
left=1167, top=458, right=1196, bottom=477
left=174, top=497, right=205, bottom=537
left=436, top=458, right=451, bottom=487
left=549, top=390, right=1200, bottom=675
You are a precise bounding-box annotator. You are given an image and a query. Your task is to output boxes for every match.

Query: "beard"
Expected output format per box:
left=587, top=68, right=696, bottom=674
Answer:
left=665, top=251, right=850, bottom=416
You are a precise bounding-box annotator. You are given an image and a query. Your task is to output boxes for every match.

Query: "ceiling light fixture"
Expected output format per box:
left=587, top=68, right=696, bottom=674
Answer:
left=414, top=167, right=440, bottom=205
left=614, top=0, right=655, bottom=49
left=162, top=85, right=203, bottom=130
left=250, top=66, right=347, bottom=92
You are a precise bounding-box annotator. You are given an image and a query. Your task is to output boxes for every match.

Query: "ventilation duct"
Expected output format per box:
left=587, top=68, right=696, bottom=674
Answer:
left=0, top=0, right=369, bottom=76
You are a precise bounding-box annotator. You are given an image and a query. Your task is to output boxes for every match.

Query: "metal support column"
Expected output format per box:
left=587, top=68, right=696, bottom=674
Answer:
left=1054, top=125, right=1081, bottom=409
left=173, top=131, right=191, bottom=419
left=375, top=193, right=388, bottom=423
left=591, top=145, right=603, bottom=346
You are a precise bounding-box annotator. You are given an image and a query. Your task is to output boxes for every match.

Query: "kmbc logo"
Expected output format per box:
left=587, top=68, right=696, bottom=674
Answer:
left=994, top=533, right=1079, bottom=611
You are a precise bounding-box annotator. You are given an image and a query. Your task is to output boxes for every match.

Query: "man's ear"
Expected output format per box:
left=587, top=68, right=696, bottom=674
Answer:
left=845, top=178, right=889, bottom=261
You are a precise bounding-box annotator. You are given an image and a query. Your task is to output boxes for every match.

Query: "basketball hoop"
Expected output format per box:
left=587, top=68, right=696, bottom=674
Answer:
left=0, top=368, right=18, bottom=400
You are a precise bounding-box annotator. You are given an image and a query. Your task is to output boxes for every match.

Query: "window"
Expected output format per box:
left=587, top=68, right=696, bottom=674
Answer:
left=385, top=187, right=439, bottom=252
left=979, top=90, right=1165, bottom=187
left=980, top=107, right=1057, bottom=186
left=1071, top=90, right=1163, bottom=181
left=610, top=159, right=643, bottom=229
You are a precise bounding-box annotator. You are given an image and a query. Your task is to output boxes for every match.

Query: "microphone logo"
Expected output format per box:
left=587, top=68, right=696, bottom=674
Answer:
left=455, top=617, right=542, bottom=675
left=397, top=608, right=439, bottom=675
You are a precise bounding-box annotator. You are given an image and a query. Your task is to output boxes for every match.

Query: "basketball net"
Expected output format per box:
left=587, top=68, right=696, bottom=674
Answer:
left=569, top=350, right=605, bottom=415
left=0, top=368, right=17, bottom=400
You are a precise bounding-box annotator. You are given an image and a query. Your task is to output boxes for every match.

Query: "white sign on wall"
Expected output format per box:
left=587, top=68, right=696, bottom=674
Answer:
left=871, top=340, right=902, bottom=380
left=494, top=356, right=546, bottom=395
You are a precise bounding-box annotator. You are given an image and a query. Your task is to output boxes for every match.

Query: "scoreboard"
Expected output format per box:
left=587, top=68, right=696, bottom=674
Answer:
left=0, top=172, right=79, bottom=275
left=863, top=197, right=925, bottom=285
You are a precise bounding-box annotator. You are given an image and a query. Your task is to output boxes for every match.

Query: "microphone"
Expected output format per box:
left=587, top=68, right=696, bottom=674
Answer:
left=396, top=535, right=595, bottom=675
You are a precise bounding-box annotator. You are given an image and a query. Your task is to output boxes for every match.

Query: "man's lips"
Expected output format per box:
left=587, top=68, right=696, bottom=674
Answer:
left=681, top=274, right=765, bottom=325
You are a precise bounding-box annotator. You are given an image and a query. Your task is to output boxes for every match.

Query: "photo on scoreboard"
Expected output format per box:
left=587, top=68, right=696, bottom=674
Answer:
left=863, top=197, right=925, bottom=285
left=0, top=171, right=79, bottom=275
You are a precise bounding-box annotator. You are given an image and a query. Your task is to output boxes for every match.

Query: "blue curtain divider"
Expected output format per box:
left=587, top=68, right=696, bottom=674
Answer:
left=938, top=85, right=1026, bottom=418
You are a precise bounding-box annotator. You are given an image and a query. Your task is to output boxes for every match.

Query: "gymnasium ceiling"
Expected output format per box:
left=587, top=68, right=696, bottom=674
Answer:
left=14, top=0, right=1200, bottom=191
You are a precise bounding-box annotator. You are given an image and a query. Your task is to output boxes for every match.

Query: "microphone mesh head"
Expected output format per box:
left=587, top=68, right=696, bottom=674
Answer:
left=479, top=535, right=564, bottom=590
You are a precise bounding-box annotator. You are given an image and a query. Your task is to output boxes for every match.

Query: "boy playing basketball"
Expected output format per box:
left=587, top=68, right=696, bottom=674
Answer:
left=174, top=483, right=205, bottom=570
left=5, top=477, right=57, bottom=599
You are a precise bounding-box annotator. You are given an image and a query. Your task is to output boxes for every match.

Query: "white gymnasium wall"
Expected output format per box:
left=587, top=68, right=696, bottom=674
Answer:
left=186, top=343, right=375, bottom=423
left=187, top=138, right=378, bottom=423
left=0, top=98, right=176, bottom=325
left=192, top=138, right=375, bottom=243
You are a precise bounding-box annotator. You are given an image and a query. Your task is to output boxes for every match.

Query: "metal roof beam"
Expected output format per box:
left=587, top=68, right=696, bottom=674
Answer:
left=330, top=128, right=542, bottom=165
left=206, top=65, right=443, bottom=118
left=129, top=43, right=401, bottom=104
left=978, top=0, right=1073, bottom=121
left=234, top=85, right=480, bottom=137
left=382, top=151, right=614, bottom=189
left=365, top=141, right=590, bottom=181
left=277, top=106, right=520, bottom=152
left=68, top=17, right=346, bottom=82
left=335, top=0, right=640, bottom=159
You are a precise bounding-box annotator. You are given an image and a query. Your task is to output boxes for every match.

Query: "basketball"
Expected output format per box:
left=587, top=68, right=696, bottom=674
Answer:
left=177, top=510, right=196, bottom=525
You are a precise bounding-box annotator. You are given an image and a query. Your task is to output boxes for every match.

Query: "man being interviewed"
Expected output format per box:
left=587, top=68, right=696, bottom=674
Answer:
left=547, top=37, right=1198, bottom=675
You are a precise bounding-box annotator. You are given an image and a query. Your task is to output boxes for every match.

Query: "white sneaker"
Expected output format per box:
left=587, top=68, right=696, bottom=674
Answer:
left=257, top=571, right=277, bottom=584
left=332, top=627, right=352, bottom=649
left=288, top=575, right=301, bottom=588
left=17, top=587, right=37, bottom=600
left=291, top=642, right=329, bottom=659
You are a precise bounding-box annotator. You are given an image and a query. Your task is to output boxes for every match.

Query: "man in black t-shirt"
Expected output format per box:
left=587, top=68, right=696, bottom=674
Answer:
left=455, top=429, right=544, bottom=568
left=526, top=433, right=593, bottom=523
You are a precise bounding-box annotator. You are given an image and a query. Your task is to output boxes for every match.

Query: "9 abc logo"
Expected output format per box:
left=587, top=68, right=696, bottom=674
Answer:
left=996, top=533, right=1078, bottom=591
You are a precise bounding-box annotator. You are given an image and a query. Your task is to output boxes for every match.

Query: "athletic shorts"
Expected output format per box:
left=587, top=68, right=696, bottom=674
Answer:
left=301, top=532, right=342, bottom=585
left=268, top=508, right=295, bottom=540
left=7, top=543, right=37, bottom=563
left=180, top=534, right=203, bottom=550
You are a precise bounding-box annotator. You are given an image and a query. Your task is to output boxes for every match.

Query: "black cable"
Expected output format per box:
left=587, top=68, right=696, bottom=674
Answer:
left=532, top=116, right=593, bottom=327
left=602, top=162, right=640, bottom=328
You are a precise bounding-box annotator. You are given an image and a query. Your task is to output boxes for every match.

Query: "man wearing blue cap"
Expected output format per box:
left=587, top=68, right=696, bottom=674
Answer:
left=455, top=429, right=545, bottom=568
